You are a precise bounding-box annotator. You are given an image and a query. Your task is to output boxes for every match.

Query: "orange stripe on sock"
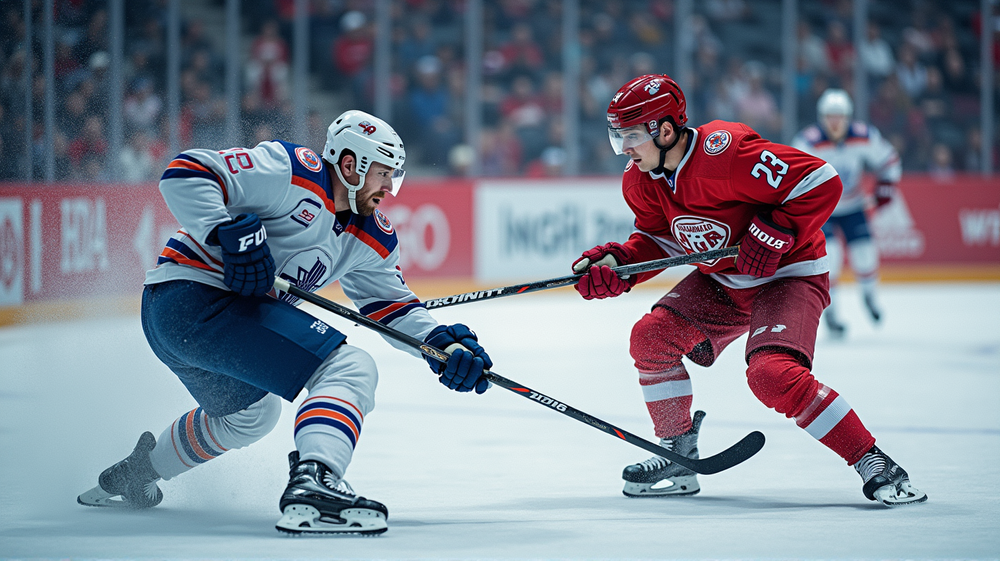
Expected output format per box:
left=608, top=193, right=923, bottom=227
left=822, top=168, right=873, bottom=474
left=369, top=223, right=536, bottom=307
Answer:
left=301, top=396, right=364, bottom=421
left=170, top=422, right=195, bottom=469
left=294, top=409, right=360, bottom=441
left=185, top=410, right=216, bottom=461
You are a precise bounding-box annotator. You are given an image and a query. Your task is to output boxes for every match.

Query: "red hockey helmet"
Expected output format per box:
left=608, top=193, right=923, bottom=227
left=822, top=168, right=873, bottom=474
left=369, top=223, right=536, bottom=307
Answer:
left=607, top=74, right=687, bottom=154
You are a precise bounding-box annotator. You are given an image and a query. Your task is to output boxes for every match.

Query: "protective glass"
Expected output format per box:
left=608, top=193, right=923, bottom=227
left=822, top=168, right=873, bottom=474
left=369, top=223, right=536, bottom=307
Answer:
left=608, top=125, right=654, bottom=155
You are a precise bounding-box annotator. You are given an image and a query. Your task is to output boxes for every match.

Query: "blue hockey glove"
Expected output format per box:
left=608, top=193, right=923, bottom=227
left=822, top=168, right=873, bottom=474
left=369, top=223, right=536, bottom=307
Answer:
left=424, top=324, right=493, bottom=394
left=214, top=213, right=276, bottom=297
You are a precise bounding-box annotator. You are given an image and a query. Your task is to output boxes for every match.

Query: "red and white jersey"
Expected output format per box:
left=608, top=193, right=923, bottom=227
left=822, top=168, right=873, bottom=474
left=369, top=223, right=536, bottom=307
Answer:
left=621, top=120, right=843, bottom=289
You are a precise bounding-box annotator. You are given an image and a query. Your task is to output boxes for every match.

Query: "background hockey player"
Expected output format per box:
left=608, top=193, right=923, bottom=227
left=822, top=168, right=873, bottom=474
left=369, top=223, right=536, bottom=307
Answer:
left=572, top=74, right=925, bottom=507
left=77, top=110, right=494, bottom=535
left=792, top=89, right=901, bottom=338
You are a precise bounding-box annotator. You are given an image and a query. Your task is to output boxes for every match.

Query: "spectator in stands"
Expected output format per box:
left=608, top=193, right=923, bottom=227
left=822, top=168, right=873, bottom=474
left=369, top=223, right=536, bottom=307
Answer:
left=825, top=20, right=855, bottom=85
left=332, top=10, right=373, bottom=103
left=124, top=77, right=163, bottom=136
left=246, top=20, right=290, bottom=109
left=928, top=142, right=956, bottom=181
left=798, top=20, right=832, bottom=80
left=67, top=115, right=108, bottom=177
left=895, top=43, right=928, bottom=100
left=59, top=91, right=89, bottom=141
left=525, top=146, right=567, bottom=177
left=479, top=122, right=523, bottom=176
left=498, top=22, right=545, bottom=80
left=117, top=130, right=161, bottom=184
left=859, top=22, right=895, bottom=86
left=735, top=61, right=780, bottom=140
left=407, top=55, right=459, bottom=168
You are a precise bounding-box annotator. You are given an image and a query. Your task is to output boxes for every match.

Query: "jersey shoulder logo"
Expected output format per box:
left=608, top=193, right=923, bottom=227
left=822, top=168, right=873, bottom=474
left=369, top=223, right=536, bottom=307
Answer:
left=704, top=130, right=732, bottom=155
left=295, top=147, right=323, bottom=172
left=670, top=215, right=731, bottom=261
left=374, top=209, right=393, bottom=234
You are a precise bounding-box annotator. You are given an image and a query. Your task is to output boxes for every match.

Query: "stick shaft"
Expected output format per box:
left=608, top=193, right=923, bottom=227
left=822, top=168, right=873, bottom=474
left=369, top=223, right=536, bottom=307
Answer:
left=274, top=277, right=763, bottom=475
left=424, top=246, right=739, bottom=309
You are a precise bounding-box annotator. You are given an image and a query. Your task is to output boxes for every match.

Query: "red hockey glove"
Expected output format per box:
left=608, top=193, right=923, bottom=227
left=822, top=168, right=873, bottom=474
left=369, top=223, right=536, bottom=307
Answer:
left=572, top=242, right=635, bottom=300
left=874, top=182, right=895, bottom=208
left=735, top=214, right=795, bottom=278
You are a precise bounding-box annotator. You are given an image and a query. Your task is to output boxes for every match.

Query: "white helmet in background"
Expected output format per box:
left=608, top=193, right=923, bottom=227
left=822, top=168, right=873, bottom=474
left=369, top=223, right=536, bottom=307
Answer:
left=817, top=88, right=854, bottom=118
left=323, top=110, right=406, bottom=214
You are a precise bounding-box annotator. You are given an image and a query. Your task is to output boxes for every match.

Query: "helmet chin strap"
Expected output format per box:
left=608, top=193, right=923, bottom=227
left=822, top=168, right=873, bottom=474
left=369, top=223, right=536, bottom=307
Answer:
left=333, top=163, right=363, bottom=214
left=651, top=126, right=687, bottom=175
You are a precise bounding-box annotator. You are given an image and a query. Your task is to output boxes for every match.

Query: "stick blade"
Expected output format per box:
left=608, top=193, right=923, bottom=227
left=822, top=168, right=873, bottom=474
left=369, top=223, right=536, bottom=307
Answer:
left=690, top=431, right=765, bottom=475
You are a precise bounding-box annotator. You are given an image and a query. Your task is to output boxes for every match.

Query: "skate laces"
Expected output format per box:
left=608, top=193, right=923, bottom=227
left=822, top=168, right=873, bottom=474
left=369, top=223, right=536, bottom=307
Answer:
left=322, top=472, right=356, bottom=496
left=637, top=455, right=671, bottom=472
left=854, top=450, right=888, bottom=483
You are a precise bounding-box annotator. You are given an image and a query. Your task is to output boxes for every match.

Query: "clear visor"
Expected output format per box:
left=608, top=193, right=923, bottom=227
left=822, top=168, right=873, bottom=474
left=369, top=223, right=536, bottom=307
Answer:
left=388, top=168, right=405, bottom=195
left=608, top=125, right=654, bottom=155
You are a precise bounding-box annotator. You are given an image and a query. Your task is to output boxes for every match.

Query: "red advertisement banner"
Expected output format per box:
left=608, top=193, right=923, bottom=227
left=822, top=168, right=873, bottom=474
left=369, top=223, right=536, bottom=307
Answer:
left=873, top=174, right=1000, bottom=264
left=0, top=184, right=178, bottom=306
left=379, top=179, right=475, bottom=278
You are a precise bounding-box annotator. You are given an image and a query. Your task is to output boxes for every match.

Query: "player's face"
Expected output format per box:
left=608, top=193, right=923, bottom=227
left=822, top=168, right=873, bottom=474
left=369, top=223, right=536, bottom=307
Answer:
left=821, top=113, right=849, bottom=140
left=621, top=129, right=662, bottom=172
left=355, top=162, right=396, bottom=216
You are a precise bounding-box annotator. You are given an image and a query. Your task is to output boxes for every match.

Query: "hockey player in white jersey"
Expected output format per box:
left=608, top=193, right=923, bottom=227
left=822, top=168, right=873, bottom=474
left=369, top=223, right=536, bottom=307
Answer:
left=77, top=110, right=494, bottom=535
left=792, top=89, right=901, bottom=337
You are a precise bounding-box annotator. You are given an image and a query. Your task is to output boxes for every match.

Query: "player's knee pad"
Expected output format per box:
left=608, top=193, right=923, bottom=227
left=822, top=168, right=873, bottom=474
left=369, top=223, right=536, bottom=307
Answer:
left=209, top=392, right=283, bottom=450
left=630, top=307, right=704, bottom=373
left=826, top=238, right=844, bottom=283
left=745, top=348, right=819, bottom=417
left=847, top=239, right=879, bottom=279
left=305, top=344, right=378, bottom=417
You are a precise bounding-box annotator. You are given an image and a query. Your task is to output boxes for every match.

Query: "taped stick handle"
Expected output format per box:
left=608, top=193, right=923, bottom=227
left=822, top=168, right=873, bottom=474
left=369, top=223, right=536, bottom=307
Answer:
left=273, top=276, right=763, bottom=475
left=424, top=245, right=740, bottom=310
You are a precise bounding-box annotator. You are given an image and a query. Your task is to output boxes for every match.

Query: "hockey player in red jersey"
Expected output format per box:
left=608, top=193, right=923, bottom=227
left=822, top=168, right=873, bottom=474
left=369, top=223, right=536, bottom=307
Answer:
left=574, top=74, right=925, bottom=507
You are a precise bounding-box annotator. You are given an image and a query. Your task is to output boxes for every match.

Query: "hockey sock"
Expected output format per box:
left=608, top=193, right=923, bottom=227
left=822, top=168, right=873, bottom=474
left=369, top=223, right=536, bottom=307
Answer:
left=295, top=345, right=377, bottom=479
left=630, top=306, right=705, bottom=438
left=149, top=393, right=282, bottom=480
left=747, top=349, right=875, bottom=464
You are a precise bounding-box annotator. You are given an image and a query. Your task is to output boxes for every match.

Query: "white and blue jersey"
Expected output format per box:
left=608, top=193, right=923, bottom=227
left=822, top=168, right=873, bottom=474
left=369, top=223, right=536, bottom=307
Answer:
left=792, top=121, right=901, bottom=217
left=146, top=139, right=437, bottom=358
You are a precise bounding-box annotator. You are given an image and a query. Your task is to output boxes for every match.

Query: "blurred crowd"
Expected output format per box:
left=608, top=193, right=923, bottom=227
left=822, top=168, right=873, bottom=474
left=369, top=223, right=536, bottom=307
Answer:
left=0, top=0, right=996, bottom=183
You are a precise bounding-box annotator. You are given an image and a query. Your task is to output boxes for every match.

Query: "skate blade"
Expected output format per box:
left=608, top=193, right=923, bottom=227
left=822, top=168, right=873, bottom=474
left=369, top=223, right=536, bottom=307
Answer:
left=623, top=476, right=700, bottom=498
left=276, top=504, right=388, bottom=536
left=77, top=485, right=126, bottom=508
left=873, top=480, right=928, bottom=507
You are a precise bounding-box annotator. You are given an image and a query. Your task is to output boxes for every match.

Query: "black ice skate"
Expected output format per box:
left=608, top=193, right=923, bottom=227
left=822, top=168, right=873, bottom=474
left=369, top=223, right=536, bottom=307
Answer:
left=276, top=451, right=388, bottom=536
left=622, top=410, right=705, bottom=497
left=863, top=292, right=882, bottom=324
left=823, top=311, right=847, bottom=338
left=77, top=431, right=163, bottom=509
left=854, top=445, right=927, bottom=507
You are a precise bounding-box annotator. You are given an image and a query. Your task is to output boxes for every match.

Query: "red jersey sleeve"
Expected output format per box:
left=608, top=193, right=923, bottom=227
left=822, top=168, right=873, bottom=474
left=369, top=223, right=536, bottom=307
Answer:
left=729, top=134, right=842, bottom=246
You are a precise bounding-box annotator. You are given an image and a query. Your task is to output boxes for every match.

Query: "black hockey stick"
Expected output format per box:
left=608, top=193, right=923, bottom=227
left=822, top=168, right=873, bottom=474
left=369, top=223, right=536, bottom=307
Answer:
left=423, top=245, right=740, bottom=309
left=273, top=277, right=764, bottom=475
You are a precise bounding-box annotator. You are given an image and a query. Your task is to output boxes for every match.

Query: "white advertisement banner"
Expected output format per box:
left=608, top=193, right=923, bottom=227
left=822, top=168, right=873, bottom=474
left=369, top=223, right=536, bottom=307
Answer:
left=474, top=179, right=637, bottom=282
left=0, top=198, right=24, bottom=306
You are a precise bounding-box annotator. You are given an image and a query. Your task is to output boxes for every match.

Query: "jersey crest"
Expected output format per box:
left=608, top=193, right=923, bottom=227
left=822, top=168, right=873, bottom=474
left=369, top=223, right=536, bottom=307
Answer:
left=671, top=215, right=731, bottom=258
left=703, top=130, right=731, bottom=155
left=374, top=209, right=393, bottom=234
left=295, top=147, right=323, bottom=172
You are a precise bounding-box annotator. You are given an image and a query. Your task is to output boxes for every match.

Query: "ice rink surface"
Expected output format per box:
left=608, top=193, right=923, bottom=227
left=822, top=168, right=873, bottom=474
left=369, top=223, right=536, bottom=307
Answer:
left=1, top=282, right=999, bottom=560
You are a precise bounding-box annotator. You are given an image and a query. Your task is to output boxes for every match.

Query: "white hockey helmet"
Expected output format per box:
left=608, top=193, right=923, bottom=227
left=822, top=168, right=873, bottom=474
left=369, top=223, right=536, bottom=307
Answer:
left=323, top=110, right=406, bottom=214
left=817, top=88, right=854, bottom=118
